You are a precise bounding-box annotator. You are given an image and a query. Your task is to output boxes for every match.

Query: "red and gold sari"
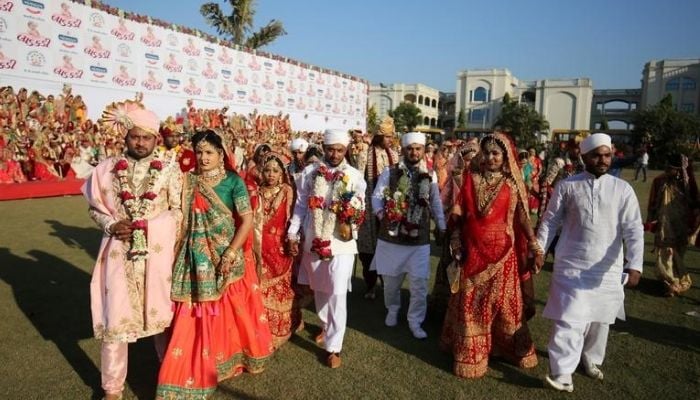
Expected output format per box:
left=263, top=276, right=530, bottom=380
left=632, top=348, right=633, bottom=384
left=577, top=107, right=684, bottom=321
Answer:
left=253, top=182, right=301, bottom=348
left=440, top=170, right=537, bottom=378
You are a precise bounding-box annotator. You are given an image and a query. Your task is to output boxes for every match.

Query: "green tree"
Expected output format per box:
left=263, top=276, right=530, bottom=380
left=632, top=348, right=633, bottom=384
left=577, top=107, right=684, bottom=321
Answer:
left=388, top=102, right=422, bottom=133
left=200, top=0, right=286, bottom=49
left=632, top=94, right=700, bottom=158
left=366, top=104, right=379, bottom=134
left=494, top=93, right=549, bottom=148
left=457, top=109, right=466, bottom=129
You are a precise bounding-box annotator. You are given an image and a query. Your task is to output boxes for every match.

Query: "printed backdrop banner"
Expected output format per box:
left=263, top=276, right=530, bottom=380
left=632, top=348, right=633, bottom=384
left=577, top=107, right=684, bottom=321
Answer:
left=0, top=0, right=368, bottom=131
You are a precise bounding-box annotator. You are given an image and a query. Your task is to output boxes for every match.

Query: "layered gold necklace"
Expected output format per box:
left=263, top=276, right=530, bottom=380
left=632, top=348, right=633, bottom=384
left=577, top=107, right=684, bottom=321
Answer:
left=198, top=166, right=226, bottom=185
left=477, top=171, right=505, bottom=215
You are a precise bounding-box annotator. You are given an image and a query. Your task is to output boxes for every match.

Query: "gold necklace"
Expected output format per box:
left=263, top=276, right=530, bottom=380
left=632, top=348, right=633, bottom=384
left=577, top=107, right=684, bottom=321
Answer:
left=198, top=166, right=225, bottom=184
left=477, top=172, right=505, bottom=215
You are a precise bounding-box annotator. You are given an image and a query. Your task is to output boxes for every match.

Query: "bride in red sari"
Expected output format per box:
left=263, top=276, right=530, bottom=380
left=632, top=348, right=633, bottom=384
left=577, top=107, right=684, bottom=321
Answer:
left=440, top=132, right=543, bottom=379
left=252, top=152, right=302, bottom=349
left=157, top=130, right=273, bottom=399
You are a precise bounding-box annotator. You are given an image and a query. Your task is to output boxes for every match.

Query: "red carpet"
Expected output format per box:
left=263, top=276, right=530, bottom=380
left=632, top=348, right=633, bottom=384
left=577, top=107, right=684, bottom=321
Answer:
left=0, top=179, right=84, bottom=201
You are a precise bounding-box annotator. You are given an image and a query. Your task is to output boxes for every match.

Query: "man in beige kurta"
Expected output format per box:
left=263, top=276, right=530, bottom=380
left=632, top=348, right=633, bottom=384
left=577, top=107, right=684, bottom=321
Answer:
left=82, top=101, right=183, bottom=400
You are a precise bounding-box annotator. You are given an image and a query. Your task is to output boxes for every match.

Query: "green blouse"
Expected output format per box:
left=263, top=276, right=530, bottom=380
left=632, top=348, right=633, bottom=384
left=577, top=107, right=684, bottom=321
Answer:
left=214, top=172, right=252, bottom=214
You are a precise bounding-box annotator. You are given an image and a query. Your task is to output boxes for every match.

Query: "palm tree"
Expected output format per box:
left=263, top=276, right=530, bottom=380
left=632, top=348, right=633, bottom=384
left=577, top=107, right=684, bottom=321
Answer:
left=200, top=0, right=286, bottom=49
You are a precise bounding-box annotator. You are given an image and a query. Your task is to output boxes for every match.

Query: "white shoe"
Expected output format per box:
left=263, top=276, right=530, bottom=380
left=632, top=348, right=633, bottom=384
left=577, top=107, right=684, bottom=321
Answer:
left=583, top=363, right=604, bottom=380
left=409, top=325, right=428, bottom=339
left=385, top=310, right=398, bottom=327
left=545, top=375, right=574, bottom=393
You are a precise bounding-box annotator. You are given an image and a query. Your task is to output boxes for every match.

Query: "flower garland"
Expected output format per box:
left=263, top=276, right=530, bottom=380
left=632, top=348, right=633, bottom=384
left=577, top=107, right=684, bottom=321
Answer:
left=113, top=156, right=164, bottom=261
left=308, top=161, right=364, bottom=260
left=382, top=161, right=431, bottom=238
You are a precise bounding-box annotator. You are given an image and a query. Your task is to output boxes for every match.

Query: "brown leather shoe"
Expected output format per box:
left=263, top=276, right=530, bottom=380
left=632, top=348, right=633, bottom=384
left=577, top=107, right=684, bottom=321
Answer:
left=327, top=352, right=341, bottom=368
left=315, top=330, right=325, bottom=345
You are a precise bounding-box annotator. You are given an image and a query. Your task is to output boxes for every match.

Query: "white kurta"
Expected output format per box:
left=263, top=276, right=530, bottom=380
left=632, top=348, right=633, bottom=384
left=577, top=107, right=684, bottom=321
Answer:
left=537, top=172, right=644, bottom=324
left=369, top=167, right=446, bottom=278
left=288, top=161, right=367, bottom=292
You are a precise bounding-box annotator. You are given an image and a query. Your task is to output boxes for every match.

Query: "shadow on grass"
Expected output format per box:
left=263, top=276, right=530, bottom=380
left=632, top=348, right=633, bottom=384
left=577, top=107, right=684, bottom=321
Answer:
left=0, top=217, right=164, bottom=400
left=0, top=247, right=101, bottom=396
left=217, top=385, right=274, bottom=400
left=612, top=315, right=700, bottom=354
left=45, top=219, right=102, bottom=259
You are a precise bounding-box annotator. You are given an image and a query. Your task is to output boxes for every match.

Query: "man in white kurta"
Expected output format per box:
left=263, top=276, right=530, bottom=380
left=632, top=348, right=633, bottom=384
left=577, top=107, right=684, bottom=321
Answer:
left=287, top=129, right=366, bottom=368
left=536, top=133, right=644, bottom=392
left=371, top=132, right=446, bottom=339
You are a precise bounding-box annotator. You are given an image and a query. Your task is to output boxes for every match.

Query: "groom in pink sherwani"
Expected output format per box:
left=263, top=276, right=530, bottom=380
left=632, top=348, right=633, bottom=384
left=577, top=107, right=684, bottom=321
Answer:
left=82, top=100, right=183, bottom=400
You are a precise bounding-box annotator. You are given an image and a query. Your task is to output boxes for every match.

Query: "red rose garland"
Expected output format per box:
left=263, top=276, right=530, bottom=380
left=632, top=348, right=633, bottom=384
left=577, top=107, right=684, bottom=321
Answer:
left=114, top=156, right=164, bottom=260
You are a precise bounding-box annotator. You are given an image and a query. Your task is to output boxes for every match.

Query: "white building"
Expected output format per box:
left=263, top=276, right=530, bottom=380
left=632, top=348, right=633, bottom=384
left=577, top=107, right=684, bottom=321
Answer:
left=368, top=83, right=440, bottom=130
left=455, top=68, right=593, bottom=139
left=641, top=59, right=700, bottom=116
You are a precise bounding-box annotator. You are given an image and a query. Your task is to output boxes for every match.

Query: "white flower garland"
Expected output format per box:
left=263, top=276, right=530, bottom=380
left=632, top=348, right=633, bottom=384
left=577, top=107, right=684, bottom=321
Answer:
left=113, top=152, right=167, bottom=261
left=309, top=161, right=351, bottom=255
left=404, top=162, right=431, bottom=226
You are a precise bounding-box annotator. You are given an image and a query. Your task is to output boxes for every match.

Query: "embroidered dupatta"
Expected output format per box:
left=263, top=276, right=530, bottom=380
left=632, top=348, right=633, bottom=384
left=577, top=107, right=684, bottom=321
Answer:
left=171, top=174, right=246, bottom=303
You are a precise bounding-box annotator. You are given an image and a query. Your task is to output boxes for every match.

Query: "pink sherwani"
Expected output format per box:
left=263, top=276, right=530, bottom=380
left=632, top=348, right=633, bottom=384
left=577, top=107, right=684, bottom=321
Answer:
left=83, top=151, right=183, bottom=343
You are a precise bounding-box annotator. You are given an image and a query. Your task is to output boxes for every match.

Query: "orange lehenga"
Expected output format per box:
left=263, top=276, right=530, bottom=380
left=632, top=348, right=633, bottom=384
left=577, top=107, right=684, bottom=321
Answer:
left=253, top=182, right=302, bottom=348
left=156, top=172, right=273, bottom=399
left=440, top=172, right=537, bottom=378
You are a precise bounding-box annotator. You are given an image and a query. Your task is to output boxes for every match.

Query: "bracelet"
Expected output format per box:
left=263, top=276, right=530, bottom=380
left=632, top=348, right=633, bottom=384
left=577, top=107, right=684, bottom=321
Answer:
left=528, top=240, right=544, bottom=255
left=222, top=249, right=242, bottom=263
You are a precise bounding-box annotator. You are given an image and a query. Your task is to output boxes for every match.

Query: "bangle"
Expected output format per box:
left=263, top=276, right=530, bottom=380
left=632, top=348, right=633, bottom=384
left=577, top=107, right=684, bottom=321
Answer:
left=223, top=249, right=241, bottom=263
left=528, top=240, right=544, bottom=255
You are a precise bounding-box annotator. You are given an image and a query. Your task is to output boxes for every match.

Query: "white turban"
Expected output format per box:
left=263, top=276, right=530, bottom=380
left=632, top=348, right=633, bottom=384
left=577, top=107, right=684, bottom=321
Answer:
left=401, top=132, right=426, bottom=148
left=323, top=129, right=350, bottom=146
left=290, top=138, right=309, bottom=152
left=580, top=133, right=612, bottom=154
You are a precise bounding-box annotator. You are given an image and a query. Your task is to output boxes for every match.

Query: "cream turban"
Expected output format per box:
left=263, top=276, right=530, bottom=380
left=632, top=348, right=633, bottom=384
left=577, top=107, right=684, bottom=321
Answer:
left=580, top=133, right=612, bottom=154
left=400, top=132, right=426, bottom=148
left=290, top=138, right=309, bottom=152
left=323, top=129, right=350, bottom=146
left=378, top=116, right=395, bottom=135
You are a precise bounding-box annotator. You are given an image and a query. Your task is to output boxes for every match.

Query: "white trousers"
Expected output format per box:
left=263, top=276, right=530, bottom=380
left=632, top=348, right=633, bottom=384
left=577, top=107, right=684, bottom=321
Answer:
left=314, top=290, right=348, bottom=353
left=382, top=273, right=428, bottom=328
left=101, top=333, right=168, bottom=394
left=548, top=320, right=610, bottom=382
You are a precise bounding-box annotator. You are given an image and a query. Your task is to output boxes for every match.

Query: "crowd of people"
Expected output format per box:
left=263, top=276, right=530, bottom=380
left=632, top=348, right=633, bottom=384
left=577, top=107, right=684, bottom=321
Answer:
left=4, top=87, right=692, bottom=398
left=0, top=84, right=316, bottom=184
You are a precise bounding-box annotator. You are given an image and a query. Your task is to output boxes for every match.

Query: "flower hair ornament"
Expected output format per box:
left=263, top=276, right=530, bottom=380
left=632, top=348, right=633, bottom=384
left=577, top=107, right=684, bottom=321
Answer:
left=100, top=100, right=144, bottom=137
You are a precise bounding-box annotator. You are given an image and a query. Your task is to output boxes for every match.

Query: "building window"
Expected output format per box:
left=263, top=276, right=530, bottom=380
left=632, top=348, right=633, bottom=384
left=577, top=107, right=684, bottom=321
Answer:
left=470, top=109, right=489, bottom=123
left=682, top=77, right=697, bottom=90
left=473, top=87, right=488, bottom=102
left=666, top=78, right=680, bottom=91
left=418, top=95, right=424, bottom=104
left=681, top=103, right=695, bottom=113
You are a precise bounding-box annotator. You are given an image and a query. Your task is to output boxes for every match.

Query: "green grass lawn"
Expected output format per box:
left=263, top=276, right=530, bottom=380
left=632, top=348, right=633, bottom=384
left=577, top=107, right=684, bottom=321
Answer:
left=0, top=168, right=698, bottom=400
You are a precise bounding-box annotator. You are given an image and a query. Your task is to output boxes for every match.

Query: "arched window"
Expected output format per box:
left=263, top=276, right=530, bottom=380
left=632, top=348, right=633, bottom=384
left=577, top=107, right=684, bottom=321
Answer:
left=424, top=97, right=431, bottom=106
left=431, top=99, right=437, bottom=108
left=473, top=87, right=487, bottom=102
left=666, top=78, right=680, bottom=91
left=418, top=95, right=424, bottom=104
left=430, top=118, right=437, bottom=126
left=423, top=116, right=430, bottom=125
